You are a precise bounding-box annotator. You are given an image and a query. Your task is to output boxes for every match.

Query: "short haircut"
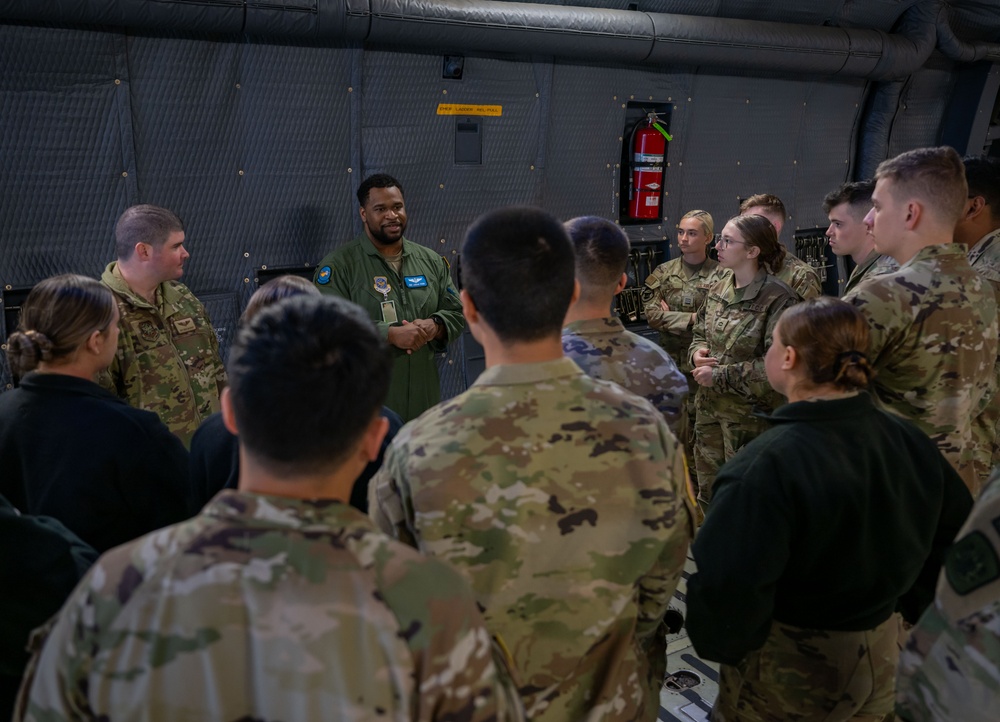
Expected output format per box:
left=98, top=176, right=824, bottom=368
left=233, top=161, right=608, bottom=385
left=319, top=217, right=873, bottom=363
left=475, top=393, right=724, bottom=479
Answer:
left=461, top=206, right=576, bottom=342
left=728, top=213, right=786, bottom=274
left=242, top=275, right=319, bottom=324
left=777, top=296, right=875, bottom=391
left=680, top=209, right=715, bottom=238
left=875, top=146, right=967, bottom=225
left=7, top=274, right=116, bottom=377
left=822, top=179, right=875, bottom=216
left=114, top=205, right=184, bottom=261
left=740, top=193, right=786, bottom=221
left=964, top=155, right=1000, bottom=223
left=357, top=174, right=403, bottom=207
left=564, top=216, right=629, bottom=290
left=227, top=295, right=392, bottom=476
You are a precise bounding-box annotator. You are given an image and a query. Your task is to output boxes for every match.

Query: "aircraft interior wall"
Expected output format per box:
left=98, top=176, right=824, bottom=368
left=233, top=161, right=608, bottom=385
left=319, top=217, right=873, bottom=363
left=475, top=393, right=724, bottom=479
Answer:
left=0, top=6, right=997, bottom=396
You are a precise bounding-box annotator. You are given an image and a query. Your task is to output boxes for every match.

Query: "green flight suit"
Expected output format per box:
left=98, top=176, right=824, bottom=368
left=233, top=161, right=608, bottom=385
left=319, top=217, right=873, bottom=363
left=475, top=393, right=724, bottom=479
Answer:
left=314, top=233, right=464, bottom=421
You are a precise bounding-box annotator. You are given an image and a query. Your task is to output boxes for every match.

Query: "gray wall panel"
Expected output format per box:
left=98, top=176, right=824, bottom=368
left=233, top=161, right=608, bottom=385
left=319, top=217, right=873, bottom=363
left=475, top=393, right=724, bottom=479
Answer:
left=888, top=65, right=959, bottom=157
left=0, top=24, right=128, bottom=287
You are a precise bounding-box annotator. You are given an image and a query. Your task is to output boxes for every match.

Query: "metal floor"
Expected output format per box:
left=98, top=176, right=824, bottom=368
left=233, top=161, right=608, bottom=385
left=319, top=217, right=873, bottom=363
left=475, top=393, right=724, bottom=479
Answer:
left=659, top=554, right=719, bottom=722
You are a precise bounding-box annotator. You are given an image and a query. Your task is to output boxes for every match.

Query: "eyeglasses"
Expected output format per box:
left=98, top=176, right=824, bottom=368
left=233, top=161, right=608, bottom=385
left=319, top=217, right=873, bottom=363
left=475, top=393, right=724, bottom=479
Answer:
left=717, top=237, right=746, bottom=249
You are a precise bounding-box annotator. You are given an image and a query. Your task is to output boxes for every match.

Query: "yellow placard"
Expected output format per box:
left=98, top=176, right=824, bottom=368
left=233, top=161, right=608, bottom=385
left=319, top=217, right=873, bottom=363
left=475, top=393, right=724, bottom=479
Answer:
left=436, top=103, right=502, bottom=117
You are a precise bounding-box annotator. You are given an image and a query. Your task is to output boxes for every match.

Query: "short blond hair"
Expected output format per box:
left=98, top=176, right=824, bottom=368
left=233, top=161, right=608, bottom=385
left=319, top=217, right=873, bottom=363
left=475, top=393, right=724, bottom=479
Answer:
left=875, top=147, right=967, bottom=225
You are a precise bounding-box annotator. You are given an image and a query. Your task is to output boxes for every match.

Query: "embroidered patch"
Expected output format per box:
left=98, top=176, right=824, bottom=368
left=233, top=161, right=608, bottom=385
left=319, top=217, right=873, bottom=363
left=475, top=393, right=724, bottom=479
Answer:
left=172, top=317, right=196, bottom=335
left=138, top=320, right=159, bottom=342
left=945, top=530, right=1000, bottom=595
left=404, top=275, right=428, bottom=289
left=316, top=266, right=332, bottom=285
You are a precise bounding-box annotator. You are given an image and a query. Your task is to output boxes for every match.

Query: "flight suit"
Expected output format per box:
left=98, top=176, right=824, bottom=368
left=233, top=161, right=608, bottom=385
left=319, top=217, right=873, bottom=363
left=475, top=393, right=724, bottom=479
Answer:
left=314, top=233, right=464, bottom=422
left=688, top=270, right=798, bottom=502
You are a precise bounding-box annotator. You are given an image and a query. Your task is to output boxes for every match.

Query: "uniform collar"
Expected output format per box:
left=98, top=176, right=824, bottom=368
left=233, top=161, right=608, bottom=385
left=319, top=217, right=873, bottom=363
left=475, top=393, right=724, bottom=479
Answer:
left=102, top=261, right=181, bottom=314
left=473, top=357, right=584, bottom=387
left=17, top=372, right=124, bottom=403
left=562, top=317, right=624, bottom=336
left=969, top=228, right=1000, bottom=265
left=904, top=243, right=968, bottom=269
left=764, top=391, right=874, bottom=423
left=359, top=233, right=412, bottom=259
left=204, top=489, right=370, bottom=532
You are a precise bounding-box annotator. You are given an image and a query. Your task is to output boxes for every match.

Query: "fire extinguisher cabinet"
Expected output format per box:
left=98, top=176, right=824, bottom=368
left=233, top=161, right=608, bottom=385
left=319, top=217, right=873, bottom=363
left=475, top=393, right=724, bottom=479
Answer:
left=619, top=102, right=672, bottom=226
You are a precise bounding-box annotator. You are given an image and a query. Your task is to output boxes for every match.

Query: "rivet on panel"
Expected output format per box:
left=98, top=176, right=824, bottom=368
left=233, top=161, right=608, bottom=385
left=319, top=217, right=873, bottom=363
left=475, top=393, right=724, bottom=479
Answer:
left=244, top=278, right=250, bottom=284
left=262, top=264, right=268, bottom=270
left=668, top=96, right=672, bottom=101
left=607, top=163, right=611, bottom=169
left=615, top=163, right=620, bottom=168
left=439, top=238, right=446, bottom=244
left=4, top=384, right=10, bottom=390
left=448, top=359, right=454, bottom=365
left=793, top=160, right=797, bottom=164
left=746, top=98, right=750, bottom=104
left=442, top=89, right=448, bottom=95
left=688, top=97, right=692, bottom=101
left=121, top=171, right=128, bottom=177
left=535, top=92, right=539, bottom=98
left=803, top=101, right=807, bottom=106
left=678, top=161, right=683, bottom=166
left=238, top=169, right=244, bottom=176
left=439, top=183, right=445, bottom=189
left=613, top=95, right=618, bottom=100
left=630, top=94, right=634, bottom=99
left=451, top=249, right=457, bottom=254
left=4, top=285, right=11, bottom=290
left=673, top=105, right=678, bottom=110
left=347, top=167, right=353, bottom=173
left=618, top=136, right=623, bottom=142
left=114, top=79, right=121, bottom=85
left=649, top=96, right=653, bottom=100
left=236, top=83, right=241, bottom=89
left=530, top=165, right=535, bottom=170
left=615, top=192, right=620, bottom=197
left=348, top=86, right=353, bottom=92
left=243, top=252, right=250, bottom=258
left=737, top=160, right=741, bottom=165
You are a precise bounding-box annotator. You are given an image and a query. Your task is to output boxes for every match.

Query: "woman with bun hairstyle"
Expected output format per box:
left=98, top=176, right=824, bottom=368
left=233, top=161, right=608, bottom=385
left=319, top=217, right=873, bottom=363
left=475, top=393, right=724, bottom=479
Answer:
left=686, top=297, right=973, bottom=722
left=0, top=274, right=192, bottom=552
left=687, top=213, right=799, bottom=506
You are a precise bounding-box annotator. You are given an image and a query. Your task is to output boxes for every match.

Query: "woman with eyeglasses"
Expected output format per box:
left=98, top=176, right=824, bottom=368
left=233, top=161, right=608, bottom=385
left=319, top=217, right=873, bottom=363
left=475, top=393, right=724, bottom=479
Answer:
left=0, top=274, right=192, bottom=552
left=687, top=213, right=799, bottom=508
left=642, top=209, right=725, bottom=458
left=686, top=297, right=972, bottom=722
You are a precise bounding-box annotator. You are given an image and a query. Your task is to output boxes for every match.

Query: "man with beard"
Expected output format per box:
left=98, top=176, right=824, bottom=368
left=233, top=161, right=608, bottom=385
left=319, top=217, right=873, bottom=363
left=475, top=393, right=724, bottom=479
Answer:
left=314, top=174, right=464, bottom=421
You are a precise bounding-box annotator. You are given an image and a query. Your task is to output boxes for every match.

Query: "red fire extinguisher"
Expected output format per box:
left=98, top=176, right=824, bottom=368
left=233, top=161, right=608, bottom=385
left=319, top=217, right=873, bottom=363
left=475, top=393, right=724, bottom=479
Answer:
left=628, top=114, right=668, bottom=220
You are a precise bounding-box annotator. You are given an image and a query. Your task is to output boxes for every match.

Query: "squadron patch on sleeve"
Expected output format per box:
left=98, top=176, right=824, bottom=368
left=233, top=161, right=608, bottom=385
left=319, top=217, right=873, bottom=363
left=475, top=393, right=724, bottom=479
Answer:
left=945, top=530, right=1000, bottom=595
left=316, top=265, right=332, bottom=285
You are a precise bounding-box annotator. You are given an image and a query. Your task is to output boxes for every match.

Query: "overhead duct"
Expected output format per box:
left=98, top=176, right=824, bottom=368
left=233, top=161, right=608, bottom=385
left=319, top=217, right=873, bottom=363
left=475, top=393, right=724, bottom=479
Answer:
left=0, top=0, right=995, bottom=80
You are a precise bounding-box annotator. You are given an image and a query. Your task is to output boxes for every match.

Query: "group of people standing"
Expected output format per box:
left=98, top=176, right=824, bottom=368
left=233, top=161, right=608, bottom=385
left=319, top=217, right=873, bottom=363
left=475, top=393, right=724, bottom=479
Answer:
left=1, top=147, right=999, bottom=722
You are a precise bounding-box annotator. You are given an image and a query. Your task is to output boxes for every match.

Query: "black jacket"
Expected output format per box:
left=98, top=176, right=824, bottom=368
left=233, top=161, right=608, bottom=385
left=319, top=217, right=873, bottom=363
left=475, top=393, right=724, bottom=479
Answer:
left=0, top=373, right=194, bottom=552
left=686, top=392, right=972, bottom=665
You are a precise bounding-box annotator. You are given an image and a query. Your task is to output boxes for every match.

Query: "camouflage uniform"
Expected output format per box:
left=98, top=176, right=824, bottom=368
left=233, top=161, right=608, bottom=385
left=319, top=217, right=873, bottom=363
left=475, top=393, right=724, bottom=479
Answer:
left=896, top=469, right=1000, bottom=722
left=99, top=262, right=225, bottom=447
left=313, top=234, right=465, bottom=422
left=642, top=256, right=722, bottom=456
left=842, top=249, right=898, bottom=297
left=967, top=228, right=1000, bottom=493
left=688, top=270, right=798, bottom=502
left=713, top=619, right=899, bottom=722
left=775, top=254, right=822, bottom=300
left=562, top=316, right=688, bottom=433
left=844, top=243, right=999, bottom=491
left=370, top=357, right=694, bottom=722
left=17, top=491, right=524, bottom=722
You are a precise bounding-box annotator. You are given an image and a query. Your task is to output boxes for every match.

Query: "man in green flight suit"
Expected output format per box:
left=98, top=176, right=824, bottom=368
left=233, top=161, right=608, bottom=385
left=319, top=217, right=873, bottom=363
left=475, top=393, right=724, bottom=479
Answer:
left=314, top=174, right=464, bottom=421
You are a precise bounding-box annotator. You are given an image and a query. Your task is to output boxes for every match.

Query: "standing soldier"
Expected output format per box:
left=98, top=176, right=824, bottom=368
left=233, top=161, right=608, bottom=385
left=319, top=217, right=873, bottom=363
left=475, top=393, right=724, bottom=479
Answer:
left=688, top=214, right=799, bottom=506
left=564, top=215, right=688, bottom=433
left=313, top=174, right=464, bottom=421
left=844, top=146, right=998, bottom=493
left=642, top=209, right=721, bottom=451
left=957, top=155, right=1000, bottom=492
left=100, top=204, right=226, bottom=447
left=740, top=193, right=823, bottom=299
left=896, top=467, right=1000, bottom=722
left=371, top=206, right=693, bottom=722
left=822, top=180, right=897, bottom=296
